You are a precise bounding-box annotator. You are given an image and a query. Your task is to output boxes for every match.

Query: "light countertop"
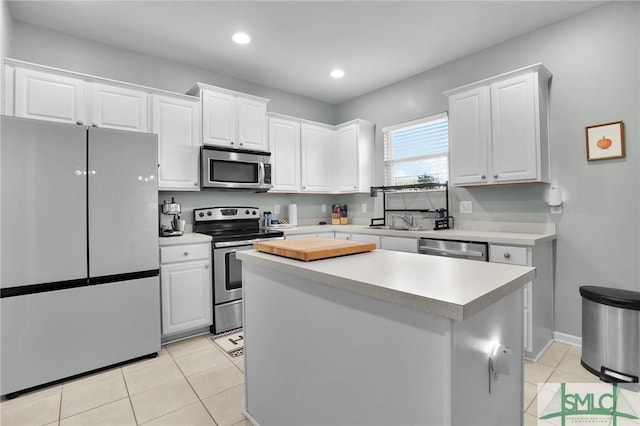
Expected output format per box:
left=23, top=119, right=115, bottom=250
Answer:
left=158, top=233, right=212, bottom=247
left=277, top=224, right=555, bottom=246
left=237, top=248, right=535, bottom=321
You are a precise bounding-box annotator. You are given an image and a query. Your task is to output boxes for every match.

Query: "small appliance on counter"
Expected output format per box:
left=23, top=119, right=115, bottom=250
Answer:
left=160, top=198, right=185, bottom=237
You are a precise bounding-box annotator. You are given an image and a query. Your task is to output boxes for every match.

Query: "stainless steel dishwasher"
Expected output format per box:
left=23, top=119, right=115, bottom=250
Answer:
left=418, top=238, right=488, bottom=261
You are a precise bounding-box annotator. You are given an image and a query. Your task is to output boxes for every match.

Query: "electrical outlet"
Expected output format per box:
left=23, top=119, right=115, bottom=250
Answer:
left=274, top=204, right=280, bottom=214
left=460, top=201, right=473, bottom=214
left=321, top=204, right=327, bottom=213
left=361, top=203, right=367, bottom=213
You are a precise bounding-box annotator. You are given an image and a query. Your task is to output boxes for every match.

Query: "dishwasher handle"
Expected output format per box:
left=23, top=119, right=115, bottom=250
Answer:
left=418, top=246, right=485, bottom=258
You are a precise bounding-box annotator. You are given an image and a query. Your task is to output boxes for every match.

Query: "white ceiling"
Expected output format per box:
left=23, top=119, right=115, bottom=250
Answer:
left=8, top=1, right=604, bottom=104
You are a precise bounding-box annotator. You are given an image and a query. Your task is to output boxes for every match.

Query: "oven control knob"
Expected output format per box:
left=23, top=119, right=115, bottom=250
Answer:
left=198, top=212, right=204, bottom=217
left=245, top=209, right=250, bottom=215
left=207, top=211, right=213, bottom=216
left=252, top=210, right=257, bottom=215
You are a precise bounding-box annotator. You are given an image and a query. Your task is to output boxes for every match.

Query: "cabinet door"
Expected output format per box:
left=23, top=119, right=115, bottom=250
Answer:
left=300, top=124, right=332, bottom=193
left=202, top=89, right=236, bottom=147
left=335, top=124, right=359, bottom=192
left=269, top=117, right=301, bottom=192
left=91, top=82, right=148, bottom=132
left=490, top=73, right=537, bottom=183
left=381, top=236, right=417, bottom=253
left=161, top=259, right=212, bottom=335
left=448, top=87, right=490, bottom=186
left=350, top=233, right=381, bottom=249
left=153, top=95, right=200, bottom=190
left=238, top=97, right=267, bottom=151
left=13, top=67, right=85, bottom=124
left=489, top=244, right=533, bottom=352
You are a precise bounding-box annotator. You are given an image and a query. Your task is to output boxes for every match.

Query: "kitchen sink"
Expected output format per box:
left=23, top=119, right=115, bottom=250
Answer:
left=368, top=225, right=424, bottom=231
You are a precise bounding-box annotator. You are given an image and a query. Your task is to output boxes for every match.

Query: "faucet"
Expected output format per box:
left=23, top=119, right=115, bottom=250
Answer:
left=391, top=213, right=414, bottom=227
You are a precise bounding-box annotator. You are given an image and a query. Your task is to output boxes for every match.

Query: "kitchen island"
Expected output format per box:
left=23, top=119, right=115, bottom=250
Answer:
left=237, top=247, right=535, bottom=425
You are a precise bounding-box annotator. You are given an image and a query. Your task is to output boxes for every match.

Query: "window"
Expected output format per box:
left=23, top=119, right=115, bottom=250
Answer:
left=383, top=112, right=448, bottom=185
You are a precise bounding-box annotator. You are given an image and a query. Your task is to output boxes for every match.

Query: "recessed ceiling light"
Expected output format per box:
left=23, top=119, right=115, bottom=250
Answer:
left=330, top=69, right=345, bottom=79
left=232, top=32, right=251, bottom=45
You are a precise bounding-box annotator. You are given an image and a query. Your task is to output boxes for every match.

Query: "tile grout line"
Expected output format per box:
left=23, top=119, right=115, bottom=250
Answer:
left=165, top=342, right=220, bottom=426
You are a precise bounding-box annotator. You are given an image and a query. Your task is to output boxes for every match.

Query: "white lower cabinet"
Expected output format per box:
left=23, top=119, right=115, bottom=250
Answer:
left=285, top=232, right=335, bottom=240
left=349, top=233, right=381, bottom=248
left=160, top=243, right=212, bottom=337
left=489, top=242, right=553, bottom=360
left=381, top=236, right=418, bottom=253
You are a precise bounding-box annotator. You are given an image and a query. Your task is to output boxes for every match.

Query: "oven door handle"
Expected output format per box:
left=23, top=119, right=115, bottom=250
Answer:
left=214, top=236, right=285, bottom=249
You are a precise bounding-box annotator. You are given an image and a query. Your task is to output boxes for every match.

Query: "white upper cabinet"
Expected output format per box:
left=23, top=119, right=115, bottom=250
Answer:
left=445, top=63, right=551, bottom=186
left=268, top=116, right=301, bottom=192
left=90, top=82, right=148, bottom=132
left=189, top=83, right=270, bottom=151
left=152, top=94, right=201, bottom=191
left=300, top=123, right=333, bottom=193
left=267, top=113, right=375, bottom=194
left=238, top=97, right=268, bottom=150
left=333, top=120, right=374, bottom=193
left=447, top=87, right=490, bottom=185
left=12, top=66, right=86, bottom=124
left=201, top=89, right=237, bottom=146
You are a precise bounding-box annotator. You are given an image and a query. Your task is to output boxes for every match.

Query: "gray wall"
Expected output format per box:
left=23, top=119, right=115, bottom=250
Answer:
left=9, top=21, right=336, bottom=124
left=0, top=0, right=13, bottom=114
left=6, top=2, right=640, bottom=337
left=337, top=1, right=640, bottom=338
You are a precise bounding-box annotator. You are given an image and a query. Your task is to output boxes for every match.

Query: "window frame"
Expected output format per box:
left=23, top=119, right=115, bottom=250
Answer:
left=382, top=112, right=449, bottom=186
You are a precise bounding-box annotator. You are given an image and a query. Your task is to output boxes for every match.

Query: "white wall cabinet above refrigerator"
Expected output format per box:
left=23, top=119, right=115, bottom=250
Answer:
left=445, top=63, right=551, bottom=187
left=4, top=59, right=203, bottom=192
left=267, top=113, right=375, bottom=194
left=90, top=82, right=148, bottom=132
left=188, top=83, right=270, bottom=151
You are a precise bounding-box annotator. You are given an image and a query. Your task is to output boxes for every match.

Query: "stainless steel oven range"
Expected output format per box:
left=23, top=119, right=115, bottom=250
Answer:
left=193, top=207, right=284, bottom=334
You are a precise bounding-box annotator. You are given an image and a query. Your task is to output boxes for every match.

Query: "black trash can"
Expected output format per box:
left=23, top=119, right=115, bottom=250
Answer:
left=580, top=286, right=640, bottom=383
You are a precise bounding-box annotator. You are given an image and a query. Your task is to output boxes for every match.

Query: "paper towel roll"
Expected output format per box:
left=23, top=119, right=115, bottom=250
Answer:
left=288, top=204, right=298, bottom=226
left=547, top=186, right=563, bottom=206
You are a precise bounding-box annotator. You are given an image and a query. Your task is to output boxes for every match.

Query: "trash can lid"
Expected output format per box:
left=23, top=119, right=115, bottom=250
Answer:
left=580, top=286, right=640, bottom=311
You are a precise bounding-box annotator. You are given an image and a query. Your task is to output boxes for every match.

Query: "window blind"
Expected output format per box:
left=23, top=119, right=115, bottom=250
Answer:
left=383, top=113, right=448, bottom=185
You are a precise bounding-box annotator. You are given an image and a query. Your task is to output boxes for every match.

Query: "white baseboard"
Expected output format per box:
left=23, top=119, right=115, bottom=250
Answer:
left=553, top=331, right=582, bottom=347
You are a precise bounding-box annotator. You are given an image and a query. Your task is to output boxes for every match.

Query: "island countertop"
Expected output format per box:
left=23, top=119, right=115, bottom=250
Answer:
left=237, top=248, right=535, bottom=321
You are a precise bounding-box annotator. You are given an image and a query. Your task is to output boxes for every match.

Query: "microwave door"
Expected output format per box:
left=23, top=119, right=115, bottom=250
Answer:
left=208, top=158, right=260, bottom=189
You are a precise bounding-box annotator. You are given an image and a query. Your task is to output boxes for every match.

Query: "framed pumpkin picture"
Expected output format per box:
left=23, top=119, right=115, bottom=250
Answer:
left=585, top=121, right=625, bottom=161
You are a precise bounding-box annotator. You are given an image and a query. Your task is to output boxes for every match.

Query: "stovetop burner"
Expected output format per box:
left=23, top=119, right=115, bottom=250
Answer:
left=192, top=206, right=284, bottom=243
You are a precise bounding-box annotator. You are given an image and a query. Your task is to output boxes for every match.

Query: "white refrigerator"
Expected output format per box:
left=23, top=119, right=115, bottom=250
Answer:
left=0, top=116, right=161, bottom=397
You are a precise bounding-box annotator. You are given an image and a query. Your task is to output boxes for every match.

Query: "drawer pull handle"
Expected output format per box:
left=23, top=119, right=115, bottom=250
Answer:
left=205, top=264, right=209, bottom=269
left=184, top=252, right=189, bottom=256
left=481, top=175, right=486, bottom=180
left=504, top=253, right=511, bottom=259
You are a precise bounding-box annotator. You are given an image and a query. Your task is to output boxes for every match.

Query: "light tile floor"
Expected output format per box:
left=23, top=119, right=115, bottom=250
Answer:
left=1, top=334, right=249, bottom=426
left=1, top=337, right=597, bottom=426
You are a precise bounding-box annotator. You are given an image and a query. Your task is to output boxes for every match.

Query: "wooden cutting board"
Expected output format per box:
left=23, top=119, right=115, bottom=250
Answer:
left=253, top=237, right=376, bottom=261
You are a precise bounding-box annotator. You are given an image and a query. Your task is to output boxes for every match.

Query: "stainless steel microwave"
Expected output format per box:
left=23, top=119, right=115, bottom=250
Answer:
left=201, top=146, right=272, bottom=191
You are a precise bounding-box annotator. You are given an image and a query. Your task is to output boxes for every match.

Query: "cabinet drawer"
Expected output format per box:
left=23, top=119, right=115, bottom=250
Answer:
left=160, top=244, right=210, bottom=264
left=489, top=245, right=529, bottom=266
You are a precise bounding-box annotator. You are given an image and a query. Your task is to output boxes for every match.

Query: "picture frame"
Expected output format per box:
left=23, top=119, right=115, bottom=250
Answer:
left=585, top=121, right=625, bottom=161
